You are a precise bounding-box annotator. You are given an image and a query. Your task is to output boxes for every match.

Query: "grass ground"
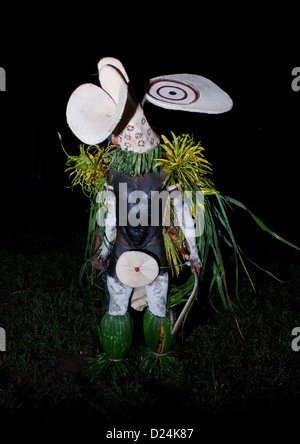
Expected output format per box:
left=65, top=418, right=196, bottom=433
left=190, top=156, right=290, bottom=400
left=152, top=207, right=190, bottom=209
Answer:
left=0, top=182, right=299, bottom=439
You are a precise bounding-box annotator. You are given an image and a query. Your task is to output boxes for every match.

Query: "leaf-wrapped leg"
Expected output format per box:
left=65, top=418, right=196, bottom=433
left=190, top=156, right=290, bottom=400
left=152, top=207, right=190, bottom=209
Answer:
left=100, top=312, right=133, bottom=360
left=143, top=309, right=173, bottom=356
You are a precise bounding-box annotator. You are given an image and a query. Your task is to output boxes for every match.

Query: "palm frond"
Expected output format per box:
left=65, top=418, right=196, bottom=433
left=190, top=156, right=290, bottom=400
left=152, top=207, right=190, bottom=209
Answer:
left=160, top=133, right=299, bottom=338
left=158, top=133, right=215, bottom=194
left=58, top=132, right=112, bottom=196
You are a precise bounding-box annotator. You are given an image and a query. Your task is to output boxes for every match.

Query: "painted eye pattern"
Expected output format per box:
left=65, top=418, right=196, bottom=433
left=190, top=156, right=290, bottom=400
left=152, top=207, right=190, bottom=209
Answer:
left=147, top=79, right=199, bottom=105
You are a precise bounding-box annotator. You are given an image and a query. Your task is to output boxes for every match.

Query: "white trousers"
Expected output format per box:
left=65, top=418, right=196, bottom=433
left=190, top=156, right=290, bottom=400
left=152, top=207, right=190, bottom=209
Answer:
left=107, top=272, right=169, bottom=318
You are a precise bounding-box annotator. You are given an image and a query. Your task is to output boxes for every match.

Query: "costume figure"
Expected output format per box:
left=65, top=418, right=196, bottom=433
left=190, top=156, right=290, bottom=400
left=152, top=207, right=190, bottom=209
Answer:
left=64, top=57, right=298, bottom=376
left=64, top=57, right=232, bottom=374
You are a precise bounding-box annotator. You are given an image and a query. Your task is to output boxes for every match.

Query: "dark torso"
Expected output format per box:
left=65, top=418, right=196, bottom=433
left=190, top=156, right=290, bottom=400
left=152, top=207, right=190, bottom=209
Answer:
left=107, top=168, right=169, bottom=276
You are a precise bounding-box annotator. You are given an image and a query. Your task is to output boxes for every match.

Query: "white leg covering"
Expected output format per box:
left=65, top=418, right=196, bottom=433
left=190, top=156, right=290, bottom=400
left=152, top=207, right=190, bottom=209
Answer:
left=107, top=275, right=133, bottom=316
left=145, top=272, right=169, bottom=317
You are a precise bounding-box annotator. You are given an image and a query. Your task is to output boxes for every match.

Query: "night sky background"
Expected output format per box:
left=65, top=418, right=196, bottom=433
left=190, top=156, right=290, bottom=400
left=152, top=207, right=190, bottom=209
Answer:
left=0, top=6, right=299, bottom=438
left=0, top=8, right=299, bottom=244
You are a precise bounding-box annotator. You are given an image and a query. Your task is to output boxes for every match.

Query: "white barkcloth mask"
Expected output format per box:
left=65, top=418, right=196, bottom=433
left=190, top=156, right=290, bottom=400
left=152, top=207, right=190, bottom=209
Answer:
left=66, top=57, right=233, bottom=311
left=66, top=57, right=232, bottom=152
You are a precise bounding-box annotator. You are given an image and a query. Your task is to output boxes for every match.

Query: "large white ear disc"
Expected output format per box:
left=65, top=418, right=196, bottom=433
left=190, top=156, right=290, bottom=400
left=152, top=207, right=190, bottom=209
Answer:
left=66, top=82, right=128, bottom=145
left=66, top=58, right=129, bottom=145
left=144, top=73, right=233, bottom=114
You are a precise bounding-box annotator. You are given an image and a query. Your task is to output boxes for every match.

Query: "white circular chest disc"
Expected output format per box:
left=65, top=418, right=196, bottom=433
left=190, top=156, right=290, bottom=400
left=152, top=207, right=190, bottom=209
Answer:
left=116, top=251, right=159, bottom=288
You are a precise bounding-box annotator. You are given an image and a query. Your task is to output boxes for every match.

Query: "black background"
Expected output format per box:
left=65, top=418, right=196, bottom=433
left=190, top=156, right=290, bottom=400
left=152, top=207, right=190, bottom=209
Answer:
left=0, top=8, right=299, bottom=241
left=0, top=7, right=299, bottom=439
